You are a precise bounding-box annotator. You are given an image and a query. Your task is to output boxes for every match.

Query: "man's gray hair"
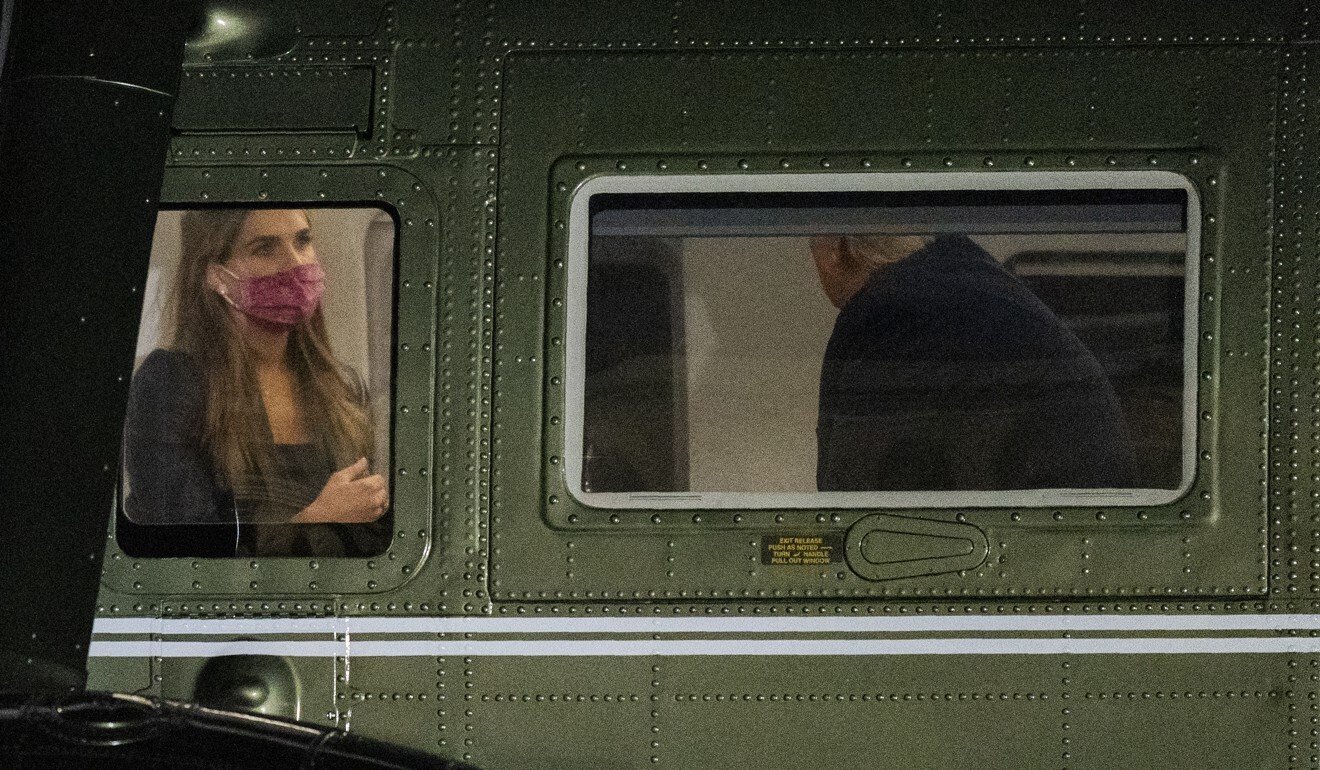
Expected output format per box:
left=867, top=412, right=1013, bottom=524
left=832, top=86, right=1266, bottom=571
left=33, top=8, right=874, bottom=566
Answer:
left=842, top=235, right=932, bottom=271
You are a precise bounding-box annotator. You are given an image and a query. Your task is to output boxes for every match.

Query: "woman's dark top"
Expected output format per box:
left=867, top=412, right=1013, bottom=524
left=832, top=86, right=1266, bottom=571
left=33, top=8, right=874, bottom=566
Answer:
left=816, top=235, right=1137, bottom=492
left=121, top=348, right=388, bottom=557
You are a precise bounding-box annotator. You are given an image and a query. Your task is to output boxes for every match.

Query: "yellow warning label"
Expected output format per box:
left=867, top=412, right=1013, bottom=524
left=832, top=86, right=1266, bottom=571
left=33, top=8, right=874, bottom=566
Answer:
left=760, top=533, right=843, bottom=566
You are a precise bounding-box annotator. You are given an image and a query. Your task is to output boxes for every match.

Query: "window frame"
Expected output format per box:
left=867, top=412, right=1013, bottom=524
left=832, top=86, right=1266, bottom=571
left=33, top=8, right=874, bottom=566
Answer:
left=116, top=203, right=397, bottom=552
left=563, top=169, right=1201, bottom=510
left=101, top=163, right=438, bottom=597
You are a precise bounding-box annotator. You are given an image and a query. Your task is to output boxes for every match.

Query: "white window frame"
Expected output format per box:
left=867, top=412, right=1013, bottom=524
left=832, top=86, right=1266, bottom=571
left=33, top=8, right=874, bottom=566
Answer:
left=563, top=170, right=1201, bottom=510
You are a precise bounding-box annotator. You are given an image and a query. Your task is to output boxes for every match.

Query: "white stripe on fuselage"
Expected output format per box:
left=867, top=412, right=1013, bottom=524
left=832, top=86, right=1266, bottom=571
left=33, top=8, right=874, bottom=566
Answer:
left=86, top=614, right=1320, bottom=657
left=87, top=636, right=1320, bottom=658
left=90, top=613, right=1320, bottom=636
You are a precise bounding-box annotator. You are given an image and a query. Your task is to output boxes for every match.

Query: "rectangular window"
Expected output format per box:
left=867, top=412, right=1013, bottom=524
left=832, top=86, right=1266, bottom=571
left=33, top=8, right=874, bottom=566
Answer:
left=565, top=171, right=1198, bottom=509
left=117, top=206, right=395, bottom=557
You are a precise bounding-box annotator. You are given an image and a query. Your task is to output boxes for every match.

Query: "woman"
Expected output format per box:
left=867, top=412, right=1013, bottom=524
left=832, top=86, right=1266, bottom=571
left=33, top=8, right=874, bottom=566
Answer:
left=122, top=208, right=388, bottom=557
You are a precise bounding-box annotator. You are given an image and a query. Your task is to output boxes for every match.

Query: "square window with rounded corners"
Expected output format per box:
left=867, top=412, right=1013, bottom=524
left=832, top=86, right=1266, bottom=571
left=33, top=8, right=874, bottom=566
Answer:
left=565, top=170, right=1199, bottom=510
left=116, top=205, right=397, bottom=558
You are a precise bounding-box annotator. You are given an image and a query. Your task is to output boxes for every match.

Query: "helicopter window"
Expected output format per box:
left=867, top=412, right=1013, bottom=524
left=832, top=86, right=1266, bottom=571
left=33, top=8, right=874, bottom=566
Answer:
left=564, top=172, right=1198, bottom=510
left=117, top=206, right=395, bottom=558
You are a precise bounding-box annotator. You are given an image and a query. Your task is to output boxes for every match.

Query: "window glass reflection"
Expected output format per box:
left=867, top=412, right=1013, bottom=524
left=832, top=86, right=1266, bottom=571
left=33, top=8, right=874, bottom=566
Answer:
left=578, top=186, right=1191, bottom=506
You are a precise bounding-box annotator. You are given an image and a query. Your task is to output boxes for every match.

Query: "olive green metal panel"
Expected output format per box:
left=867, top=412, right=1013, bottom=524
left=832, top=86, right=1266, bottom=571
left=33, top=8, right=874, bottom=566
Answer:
left=172, top=6, right=396, bottom=160
left=83, top=656, right=154, bottom=697
left=1068, top=696, right=1286, bottom=769
left=97, top=147, right=494, bottom=608
left=1064, top=654, right=1290, bottom=769
left=388, top=2, right=473, bottom=149
left=672, top=0, right=1311, bottom=47
left=1271, top=43, right=1320, bottom=767
left=459, top=657, right=654, bottom=768
left=159, top=654, right=337, bottom=726
left=490, top=0, right=673, bottom=49
left=426, top=146, right=498, bottom=615
left=291, top=0, right=389, bottom=39
left=1271, top=43, right=1320, bottom=603
left=654, top=655, right=1060, bottom=768
left=664, top=698, right=1057, bottom=768
left=392, top=0, right=673, bottom=149
left=340, top=657, right=441, bottom=748
left=99, top=162, right=434, bottom=597
left=489, top=46, right=1275, bottom=603
left=173, top=66, right=375, bottom=135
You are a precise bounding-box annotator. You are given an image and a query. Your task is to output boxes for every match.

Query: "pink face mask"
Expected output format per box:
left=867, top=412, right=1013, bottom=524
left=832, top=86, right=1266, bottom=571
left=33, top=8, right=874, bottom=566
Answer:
left=217, top=262, right=325, bottom=329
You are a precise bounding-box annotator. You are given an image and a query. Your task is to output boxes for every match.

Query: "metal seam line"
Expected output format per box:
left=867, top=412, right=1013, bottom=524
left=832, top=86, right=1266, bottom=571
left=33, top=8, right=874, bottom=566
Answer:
left=87, top=637, right=1320, bottom=658
left=91, top=613, right=1320, bottom=636
left=8, top=74, right=174, bottom=98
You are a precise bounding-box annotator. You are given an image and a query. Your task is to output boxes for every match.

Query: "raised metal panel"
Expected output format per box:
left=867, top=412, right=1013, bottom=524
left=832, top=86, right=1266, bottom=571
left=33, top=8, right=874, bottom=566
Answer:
left=672, top=0, right=1309, bottom=47
left=291, top=0, right=388, bottom=38
left=95, top=146, right=493, bottom=611
left=491, top=0, right=672, bottom=48
left=390, top=3, right=491, bottom=147
left=1271, top=42, right=1320, bottom=604
left=1064, top=654, right=1290, bottom=768
left=174, top=66, right=375, bottom=135
left=459, top=657, right=654, bottom=768
left=1271, top=48, right=1320, bottom=767
left=490, top=46, right=1276, bottom=602
left=339, top=656, right=440, bottom=746
left=656, top=655, right=1061, bottom=768
left=99, top=163, right=438, bottom=597
left=83, top=656, right=154, bottom=696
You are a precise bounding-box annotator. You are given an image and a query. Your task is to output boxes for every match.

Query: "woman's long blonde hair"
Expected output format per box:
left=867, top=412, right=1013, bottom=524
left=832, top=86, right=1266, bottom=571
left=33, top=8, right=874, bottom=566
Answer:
left=167, top=209, right=372, bottom=515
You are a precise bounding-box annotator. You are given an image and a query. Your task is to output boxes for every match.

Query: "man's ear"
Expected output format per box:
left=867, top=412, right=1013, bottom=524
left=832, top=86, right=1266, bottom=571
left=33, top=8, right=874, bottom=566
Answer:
left=835, top=236, right=852, bottom=268
left=809, top=235, right=843, bottom=270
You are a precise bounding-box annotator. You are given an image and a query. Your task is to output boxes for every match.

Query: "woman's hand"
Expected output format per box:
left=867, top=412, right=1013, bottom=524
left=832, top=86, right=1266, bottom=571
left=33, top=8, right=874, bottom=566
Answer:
left=293, top=457, right=388, bottom=523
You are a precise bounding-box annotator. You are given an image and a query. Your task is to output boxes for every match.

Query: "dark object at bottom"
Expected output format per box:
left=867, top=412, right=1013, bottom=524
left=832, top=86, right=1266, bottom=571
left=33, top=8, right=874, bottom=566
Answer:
left=0, top=691, right=477, bottom=769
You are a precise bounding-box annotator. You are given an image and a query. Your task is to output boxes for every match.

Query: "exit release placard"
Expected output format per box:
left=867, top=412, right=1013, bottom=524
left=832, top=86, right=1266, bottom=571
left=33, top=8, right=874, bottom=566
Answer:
left=761, top=532, right=845, bottom=566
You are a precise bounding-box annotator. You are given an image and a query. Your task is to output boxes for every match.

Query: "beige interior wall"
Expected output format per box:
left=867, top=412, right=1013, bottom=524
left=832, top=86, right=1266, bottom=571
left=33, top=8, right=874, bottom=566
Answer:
left=134, top=213, right=181, bottom=366
left=305, top=208, right=378, bottom=379
left=683, top=237, right=836, bottom=492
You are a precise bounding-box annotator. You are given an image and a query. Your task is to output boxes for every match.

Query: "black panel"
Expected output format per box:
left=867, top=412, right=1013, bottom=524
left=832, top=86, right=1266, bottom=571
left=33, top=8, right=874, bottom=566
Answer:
left=0, top=692, right=474, bottom=768
left=0, top=0, right=196, bottom=693
left=583, top=237, right=687, bottom=493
